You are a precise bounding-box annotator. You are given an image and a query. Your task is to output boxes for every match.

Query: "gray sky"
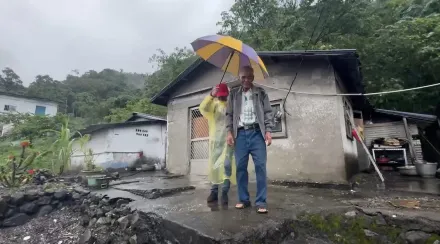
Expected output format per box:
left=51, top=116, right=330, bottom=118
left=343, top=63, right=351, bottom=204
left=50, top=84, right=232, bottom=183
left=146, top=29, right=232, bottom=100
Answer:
left=0, top=0, right=234, bottom=85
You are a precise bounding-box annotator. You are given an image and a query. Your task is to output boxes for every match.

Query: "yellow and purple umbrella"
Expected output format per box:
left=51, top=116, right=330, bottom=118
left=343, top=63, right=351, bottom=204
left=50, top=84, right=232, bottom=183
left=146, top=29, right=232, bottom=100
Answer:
left=191, top=35, right=269, bottom=82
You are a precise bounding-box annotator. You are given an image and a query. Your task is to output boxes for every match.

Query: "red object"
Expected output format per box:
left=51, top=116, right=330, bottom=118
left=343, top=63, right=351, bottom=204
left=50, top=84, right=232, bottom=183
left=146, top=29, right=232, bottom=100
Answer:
left=352, top=129, right=361, bottom=142
left=28, top=169, right=34, bottom=175
left=138, top=151, right=144, bottom=158
left=216, top=83, right=229, bottom=97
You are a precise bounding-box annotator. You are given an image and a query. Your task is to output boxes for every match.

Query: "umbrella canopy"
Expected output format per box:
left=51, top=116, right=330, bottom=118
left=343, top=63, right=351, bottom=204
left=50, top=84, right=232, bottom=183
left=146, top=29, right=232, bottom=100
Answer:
left=191, top=35, right=269, bottom=81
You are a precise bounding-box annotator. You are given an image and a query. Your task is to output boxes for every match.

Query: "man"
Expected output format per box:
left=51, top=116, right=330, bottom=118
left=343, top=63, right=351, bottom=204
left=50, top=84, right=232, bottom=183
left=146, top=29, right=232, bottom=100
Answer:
left=226, top=66, right=273, bottom=214
left=200, top=83, right=236, bottom=205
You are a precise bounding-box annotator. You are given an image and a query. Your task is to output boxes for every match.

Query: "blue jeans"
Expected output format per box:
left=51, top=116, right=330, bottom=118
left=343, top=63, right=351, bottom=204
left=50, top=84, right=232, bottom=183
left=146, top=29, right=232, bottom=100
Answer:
left=235, top=128, right=267, bottom=207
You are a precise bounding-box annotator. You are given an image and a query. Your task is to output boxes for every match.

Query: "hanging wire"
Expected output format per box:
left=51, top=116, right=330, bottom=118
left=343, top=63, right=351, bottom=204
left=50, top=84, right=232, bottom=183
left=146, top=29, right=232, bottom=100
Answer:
left=282, top=2, right=327, bottom=115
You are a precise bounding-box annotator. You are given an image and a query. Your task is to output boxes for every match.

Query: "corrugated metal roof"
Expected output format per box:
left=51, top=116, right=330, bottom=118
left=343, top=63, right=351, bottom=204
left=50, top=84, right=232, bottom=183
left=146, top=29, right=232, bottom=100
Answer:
left=374, top=109, right=437, bottom=123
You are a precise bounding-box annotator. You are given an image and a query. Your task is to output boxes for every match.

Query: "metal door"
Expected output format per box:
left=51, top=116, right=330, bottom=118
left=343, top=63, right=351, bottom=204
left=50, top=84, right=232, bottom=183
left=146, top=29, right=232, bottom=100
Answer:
left=189, top=107, right=209, bottom=175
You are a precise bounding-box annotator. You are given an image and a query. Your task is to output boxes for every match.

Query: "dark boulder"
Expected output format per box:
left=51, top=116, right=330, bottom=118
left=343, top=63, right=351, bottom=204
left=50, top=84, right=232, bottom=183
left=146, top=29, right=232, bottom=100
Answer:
left=20, top=202, right=39, bottom=214
left=36, top=205, right=53, bottom=217
left=3, top=213, right=31, bottom=227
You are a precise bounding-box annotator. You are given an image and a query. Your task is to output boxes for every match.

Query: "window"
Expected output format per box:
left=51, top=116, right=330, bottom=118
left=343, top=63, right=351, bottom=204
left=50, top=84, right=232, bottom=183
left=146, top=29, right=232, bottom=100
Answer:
left=270, top=100, right=287, bottom=139
left=343, top=98, right=353, bottom=140
left=4, top=105, right=16, bottom=112
left=35, top=106, right=46, bottom=115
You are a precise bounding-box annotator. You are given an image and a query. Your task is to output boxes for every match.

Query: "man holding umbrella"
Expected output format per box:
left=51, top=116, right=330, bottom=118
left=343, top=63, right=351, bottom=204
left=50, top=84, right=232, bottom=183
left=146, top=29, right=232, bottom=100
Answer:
left=190, top=35, right=272, bottom=213
left=226, top=66, right=273, bottom=214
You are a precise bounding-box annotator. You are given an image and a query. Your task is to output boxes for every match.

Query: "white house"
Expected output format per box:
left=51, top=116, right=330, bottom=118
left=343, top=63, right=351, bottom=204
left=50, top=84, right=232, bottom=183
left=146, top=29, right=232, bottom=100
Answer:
left=0, top=91, right=59, bottom=136
left=0, top=91, right=58, bottom=116
left=70, top=113, right=167, bottom=171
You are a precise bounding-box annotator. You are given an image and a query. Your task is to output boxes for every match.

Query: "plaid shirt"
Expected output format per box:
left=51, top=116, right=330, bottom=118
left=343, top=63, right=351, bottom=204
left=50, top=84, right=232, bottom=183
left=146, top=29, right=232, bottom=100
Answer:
left=238, top=89, right=256, bottom=126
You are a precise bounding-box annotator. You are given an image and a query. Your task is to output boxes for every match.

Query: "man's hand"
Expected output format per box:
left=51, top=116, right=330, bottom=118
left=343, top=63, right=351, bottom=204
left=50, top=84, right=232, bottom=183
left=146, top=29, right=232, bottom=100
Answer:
left=227, top=131, right=234, bottom=146
left=265, top=132, right=272, bottom=146
left=210, top=86, right=218, bottom=97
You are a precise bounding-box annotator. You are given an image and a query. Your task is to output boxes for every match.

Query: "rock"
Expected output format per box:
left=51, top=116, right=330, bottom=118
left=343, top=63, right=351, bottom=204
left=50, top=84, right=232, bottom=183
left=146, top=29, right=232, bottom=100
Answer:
left=51, top=200, right=60, bottom=207
left=78, top=229, right=92, bottom=244
left=72, top=193, right=81, bottom=200
left=375, top=215, right=387, bottom=225
left=20, top=202, right=39, bottom=214
left=81, top=216, right=90, bottom=226
left=44, top=189, right=55, bottom=196
left=405, top=231, right=431, bottom=244
left=129, top=212, right=139, bottom=226
left=116, top=199, right=130, bottom=208
left=24, top=190, right=39, bottom=201
left=117, top=216, right=130, bottom=229
left=90, top=195, right=101, bottom=205
left=57, top=202, right=63, bottom=209
left=96, top=209, right=104, bottom=217
left=111, top=172, right=119, bottom=179
left=433, top=240, right=440, bottom=244
left=96, top=217, right=111, bottom=225
left=36, top=196, right=52, bottom=206
left=53, top=190, right=67, bottom=200
left=88, top=218, right=97, bottom=227
left=129, top=235, right=137, bottom=244
left=0, top=197, right=8, bottom=214
left=74, top=186, right=91, bottom=196
left=37, top=205, right=53, bottom=217
left=10, top=193, right=25, bottom=206
left=3, top=213, right=30, bottom=227
left=363, top=229, right=378, bottom=237
left=5, top=208, right=15, bottom=218
left=344, top=211, right=356, bottom=217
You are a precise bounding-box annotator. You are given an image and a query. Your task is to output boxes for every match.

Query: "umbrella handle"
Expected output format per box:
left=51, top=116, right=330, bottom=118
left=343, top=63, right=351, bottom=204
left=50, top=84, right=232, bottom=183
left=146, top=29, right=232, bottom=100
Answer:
left=220, top=50, right=235, bottom=84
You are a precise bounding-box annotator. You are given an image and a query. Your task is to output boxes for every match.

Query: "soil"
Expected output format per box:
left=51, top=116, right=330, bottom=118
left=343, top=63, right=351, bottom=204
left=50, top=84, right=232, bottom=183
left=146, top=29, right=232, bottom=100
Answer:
left=0, top=206, right=84, bottom=244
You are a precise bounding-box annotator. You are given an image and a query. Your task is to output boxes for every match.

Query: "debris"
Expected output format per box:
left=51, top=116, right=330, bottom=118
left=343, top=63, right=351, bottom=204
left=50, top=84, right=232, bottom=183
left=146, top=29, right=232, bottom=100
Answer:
left=344, top=211, right=357, bottom=217
left=23, top=236, right=31, bottom=241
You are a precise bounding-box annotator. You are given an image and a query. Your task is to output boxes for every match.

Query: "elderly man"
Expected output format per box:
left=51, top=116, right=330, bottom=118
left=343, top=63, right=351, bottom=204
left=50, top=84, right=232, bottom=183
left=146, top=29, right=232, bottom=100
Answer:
left=200, top=83, right=235, bottom=205
left=226, top=66, right=273, bottom=214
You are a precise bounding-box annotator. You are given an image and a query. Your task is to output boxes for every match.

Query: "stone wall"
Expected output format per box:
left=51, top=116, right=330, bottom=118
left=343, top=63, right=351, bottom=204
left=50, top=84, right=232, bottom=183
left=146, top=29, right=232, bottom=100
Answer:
left=0, top=186, right=91, bottom=228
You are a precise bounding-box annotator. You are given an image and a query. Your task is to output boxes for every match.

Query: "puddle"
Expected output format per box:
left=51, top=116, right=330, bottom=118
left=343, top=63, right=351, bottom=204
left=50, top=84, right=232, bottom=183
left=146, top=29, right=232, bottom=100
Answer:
left=115, top=186, right=196, bottom=199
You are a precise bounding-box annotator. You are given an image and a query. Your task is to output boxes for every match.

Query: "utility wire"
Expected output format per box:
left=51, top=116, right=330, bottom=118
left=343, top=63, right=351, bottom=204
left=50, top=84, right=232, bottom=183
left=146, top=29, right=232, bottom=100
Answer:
left=282, top=2, right=327, bottom=115
left=257, top=81, right=440, bottom=97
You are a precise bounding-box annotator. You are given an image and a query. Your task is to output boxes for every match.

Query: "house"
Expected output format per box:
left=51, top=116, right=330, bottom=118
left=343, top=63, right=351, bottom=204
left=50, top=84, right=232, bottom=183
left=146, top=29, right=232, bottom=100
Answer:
left=70, top=113, right=167, bottom=171
left=151, top=49, right=371, bottom=184
left=0, top=91, right=58, bottom=136
left=0, top=91, right=58, bottom=116
left=362, top=108, right=438, bottom=168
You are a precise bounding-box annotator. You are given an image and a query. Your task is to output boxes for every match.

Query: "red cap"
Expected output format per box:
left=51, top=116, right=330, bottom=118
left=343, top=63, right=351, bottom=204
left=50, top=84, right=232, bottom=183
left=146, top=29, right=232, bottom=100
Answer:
left=216, top=83, right=229, bottom=97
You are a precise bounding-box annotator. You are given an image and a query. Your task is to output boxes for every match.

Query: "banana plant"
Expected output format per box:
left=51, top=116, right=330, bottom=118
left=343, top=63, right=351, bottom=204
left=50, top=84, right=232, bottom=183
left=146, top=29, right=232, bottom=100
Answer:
left=44, top=118, right=83, bottom=175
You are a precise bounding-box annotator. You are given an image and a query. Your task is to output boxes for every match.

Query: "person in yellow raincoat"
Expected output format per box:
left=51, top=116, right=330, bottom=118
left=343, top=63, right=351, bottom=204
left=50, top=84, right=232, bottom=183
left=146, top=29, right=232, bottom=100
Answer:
left=200, top=83, right=236, bottom=205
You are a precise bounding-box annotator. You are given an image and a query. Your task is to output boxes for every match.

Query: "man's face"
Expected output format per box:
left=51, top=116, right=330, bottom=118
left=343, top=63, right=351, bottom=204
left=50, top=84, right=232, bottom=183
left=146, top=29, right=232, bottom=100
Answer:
left=240, top=69, right=254, bottom=89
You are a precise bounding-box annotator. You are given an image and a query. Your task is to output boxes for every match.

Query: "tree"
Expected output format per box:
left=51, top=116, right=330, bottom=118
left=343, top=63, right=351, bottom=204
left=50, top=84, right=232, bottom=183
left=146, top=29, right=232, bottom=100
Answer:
left=105, top=98, right=166, bottom=122
left=0, top=67, right=25, bottom=94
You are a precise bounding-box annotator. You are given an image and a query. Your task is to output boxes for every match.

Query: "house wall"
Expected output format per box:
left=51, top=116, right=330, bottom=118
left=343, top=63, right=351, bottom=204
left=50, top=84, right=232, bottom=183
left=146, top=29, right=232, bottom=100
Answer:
left=0, top=95, right=58, bottom=116
left=166, top=58, right=355, bottom=183
left=71, top=123, right=167, bottom=170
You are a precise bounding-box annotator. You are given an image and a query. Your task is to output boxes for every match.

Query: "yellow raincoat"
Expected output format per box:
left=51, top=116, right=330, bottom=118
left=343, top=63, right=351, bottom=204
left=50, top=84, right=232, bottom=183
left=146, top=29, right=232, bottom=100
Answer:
left=199, top=95, right=236, bottom=185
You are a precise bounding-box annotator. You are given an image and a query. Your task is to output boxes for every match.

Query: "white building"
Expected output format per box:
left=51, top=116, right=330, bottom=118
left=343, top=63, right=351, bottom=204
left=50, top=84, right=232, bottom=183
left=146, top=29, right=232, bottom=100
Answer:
left=0, top=91, right=58, bottom=136
left=71, top=113, right=167, bottom=171
left=0, top=91, right=58, bottom=116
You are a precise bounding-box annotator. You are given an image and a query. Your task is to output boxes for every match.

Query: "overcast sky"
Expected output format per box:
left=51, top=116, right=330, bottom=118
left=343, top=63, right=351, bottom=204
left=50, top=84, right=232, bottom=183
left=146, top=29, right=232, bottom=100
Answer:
left=0, top=0, right=234, bottom=85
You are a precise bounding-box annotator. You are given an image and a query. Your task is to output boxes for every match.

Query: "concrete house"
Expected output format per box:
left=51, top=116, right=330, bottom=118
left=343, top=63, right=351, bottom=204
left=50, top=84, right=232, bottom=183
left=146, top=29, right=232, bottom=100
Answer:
left=152, top=50, right=369, bottom=184
left=0, top=91, right=58, bottom=136
left=71, top=113, right=167, bottom=171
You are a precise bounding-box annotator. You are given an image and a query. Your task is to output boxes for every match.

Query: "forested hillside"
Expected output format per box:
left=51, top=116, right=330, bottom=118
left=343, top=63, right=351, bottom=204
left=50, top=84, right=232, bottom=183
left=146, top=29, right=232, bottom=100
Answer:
left=1, top=0, right=439, bottom=130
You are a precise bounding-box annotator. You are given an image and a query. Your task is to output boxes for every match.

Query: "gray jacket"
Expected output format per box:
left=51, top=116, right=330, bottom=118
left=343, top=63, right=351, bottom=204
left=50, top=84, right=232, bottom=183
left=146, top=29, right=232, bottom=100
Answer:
left=226, top=85, right=274, bottom=138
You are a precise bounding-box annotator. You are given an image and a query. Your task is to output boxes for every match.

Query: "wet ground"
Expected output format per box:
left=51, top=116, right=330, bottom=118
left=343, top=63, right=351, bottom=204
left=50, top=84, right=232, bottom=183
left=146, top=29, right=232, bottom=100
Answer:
left=94, top=171, right=440, bottom=242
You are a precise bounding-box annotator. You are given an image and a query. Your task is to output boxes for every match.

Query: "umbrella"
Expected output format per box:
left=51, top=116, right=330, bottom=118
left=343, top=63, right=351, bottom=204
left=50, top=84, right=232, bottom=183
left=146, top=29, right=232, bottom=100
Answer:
left=191, top=35, right=269, bottom=82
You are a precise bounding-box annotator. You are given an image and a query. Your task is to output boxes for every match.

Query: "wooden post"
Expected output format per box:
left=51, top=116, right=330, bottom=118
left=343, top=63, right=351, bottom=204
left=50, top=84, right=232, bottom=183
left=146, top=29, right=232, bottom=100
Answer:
left=403, top=117, right=417, bottom=164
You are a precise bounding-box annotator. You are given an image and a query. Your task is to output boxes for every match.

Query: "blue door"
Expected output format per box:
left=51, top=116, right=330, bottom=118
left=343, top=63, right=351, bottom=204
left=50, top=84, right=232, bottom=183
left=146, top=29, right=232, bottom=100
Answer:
left=35, top=106, right=46, bottom=115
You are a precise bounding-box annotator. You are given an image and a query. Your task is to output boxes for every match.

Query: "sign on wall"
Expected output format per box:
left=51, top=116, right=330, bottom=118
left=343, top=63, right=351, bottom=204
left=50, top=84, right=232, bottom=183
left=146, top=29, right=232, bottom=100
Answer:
left=135, top=128, right=148, bottom=137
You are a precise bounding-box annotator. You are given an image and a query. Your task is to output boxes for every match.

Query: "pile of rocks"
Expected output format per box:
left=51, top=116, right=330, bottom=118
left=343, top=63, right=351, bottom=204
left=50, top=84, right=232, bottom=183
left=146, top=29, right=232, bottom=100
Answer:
left=0, top=186, right=91, bottom=227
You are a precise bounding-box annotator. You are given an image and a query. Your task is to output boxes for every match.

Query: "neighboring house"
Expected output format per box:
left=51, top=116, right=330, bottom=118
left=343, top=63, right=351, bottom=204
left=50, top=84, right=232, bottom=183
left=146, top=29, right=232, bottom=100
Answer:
left=0, top=91, right=58, bottom=136
left=151, top=50, right=370, bottom=184
left=362, top=109, right=438, bottom=167
left=70, top=113, right=167, bottom=171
